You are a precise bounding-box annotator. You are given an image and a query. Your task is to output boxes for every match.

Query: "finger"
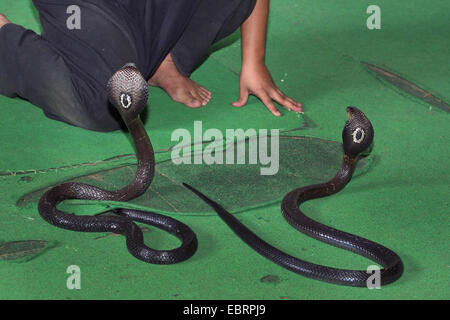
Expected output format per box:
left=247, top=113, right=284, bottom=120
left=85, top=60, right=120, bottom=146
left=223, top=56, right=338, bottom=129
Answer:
left=259, top=94, right=281, bottom=116
left=232, top=88, right=249, bottom=107
left=272, top=90, right=303, bottom=112
left=287, top=95, right=303, bottom=109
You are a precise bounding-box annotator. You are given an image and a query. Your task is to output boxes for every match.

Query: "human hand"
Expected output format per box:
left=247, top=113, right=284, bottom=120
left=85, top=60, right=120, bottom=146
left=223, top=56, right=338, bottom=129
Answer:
left=232, top=62, right=303, bottom=116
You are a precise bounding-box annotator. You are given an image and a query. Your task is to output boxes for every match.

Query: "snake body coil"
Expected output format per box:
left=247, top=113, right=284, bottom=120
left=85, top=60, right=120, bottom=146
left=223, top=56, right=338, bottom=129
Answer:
left=184, top=107, right=403, bottom=286
left=38, top=64, right=197, bottom=264
left=38, top=64, right=403, bottom=286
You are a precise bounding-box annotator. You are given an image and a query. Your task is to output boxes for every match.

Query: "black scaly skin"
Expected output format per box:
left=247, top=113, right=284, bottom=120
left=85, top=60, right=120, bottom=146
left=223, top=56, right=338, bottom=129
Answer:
left=184, top=107, right=403, bottom=286
left=38, top=64, right=197, bottom=264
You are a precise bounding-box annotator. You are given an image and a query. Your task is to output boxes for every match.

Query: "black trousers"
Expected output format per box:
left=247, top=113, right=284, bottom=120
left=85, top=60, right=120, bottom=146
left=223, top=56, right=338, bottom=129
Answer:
left=0, top=0, right=256, bottom=132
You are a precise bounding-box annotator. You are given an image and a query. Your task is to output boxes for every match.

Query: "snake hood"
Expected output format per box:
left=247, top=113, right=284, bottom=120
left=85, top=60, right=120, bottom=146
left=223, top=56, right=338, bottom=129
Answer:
left=184, top=105, right=403, bottom=287
left=107, top=63, right=149, bottom=124
left=342, top=106, right=374, bottom=158
left=39, top=64, right=197, bottom=264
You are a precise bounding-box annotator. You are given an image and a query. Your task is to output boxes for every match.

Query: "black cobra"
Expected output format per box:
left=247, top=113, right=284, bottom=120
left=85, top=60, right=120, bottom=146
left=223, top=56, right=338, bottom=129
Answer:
left=38, top=64, right=197, bottom=264
left=184, top=107, right=404, bottom=286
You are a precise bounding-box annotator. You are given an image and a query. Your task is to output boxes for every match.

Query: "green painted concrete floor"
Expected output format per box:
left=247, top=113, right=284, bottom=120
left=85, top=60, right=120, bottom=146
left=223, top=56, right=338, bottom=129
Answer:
left=0, top=0, right=449, bottom=299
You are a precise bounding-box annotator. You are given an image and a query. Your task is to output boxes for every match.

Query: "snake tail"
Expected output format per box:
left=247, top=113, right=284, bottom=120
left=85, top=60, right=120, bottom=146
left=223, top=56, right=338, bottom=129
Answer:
left=183, top=107, right=403, bottom=287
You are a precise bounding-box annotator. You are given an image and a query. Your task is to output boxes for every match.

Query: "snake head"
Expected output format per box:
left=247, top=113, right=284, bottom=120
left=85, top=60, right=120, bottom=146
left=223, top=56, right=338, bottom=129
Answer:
left=342, top=106, right=374, bottom=158
left=107, top=63, right=148, bottom=123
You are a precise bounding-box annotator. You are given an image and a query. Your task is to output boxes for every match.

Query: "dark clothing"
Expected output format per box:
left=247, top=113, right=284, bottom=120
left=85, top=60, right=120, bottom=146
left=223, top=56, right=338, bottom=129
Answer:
left=0, top=0, right=256, bottom=131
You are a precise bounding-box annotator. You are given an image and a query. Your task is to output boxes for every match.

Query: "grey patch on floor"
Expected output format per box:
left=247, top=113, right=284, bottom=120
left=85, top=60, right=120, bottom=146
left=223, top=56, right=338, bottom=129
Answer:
left=260, top=275, right=280, bottom=283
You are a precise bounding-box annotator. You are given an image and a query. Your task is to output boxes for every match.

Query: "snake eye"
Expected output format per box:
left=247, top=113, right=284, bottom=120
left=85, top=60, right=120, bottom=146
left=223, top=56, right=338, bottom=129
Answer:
left=352, top=127, right=365, bottom=144
left=120, top=93, right=132, bottom=109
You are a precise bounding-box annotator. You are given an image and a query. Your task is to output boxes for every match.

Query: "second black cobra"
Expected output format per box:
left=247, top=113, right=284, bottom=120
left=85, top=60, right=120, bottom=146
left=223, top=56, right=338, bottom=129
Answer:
left=38, top=64, right=197, bottom=264
left=184, top=107, right=404, bottom=286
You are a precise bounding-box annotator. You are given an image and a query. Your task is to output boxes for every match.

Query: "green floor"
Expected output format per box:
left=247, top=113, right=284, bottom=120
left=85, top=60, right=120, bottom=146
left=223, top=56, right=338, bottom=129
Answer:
left=0, top=0, right=449, bottom=299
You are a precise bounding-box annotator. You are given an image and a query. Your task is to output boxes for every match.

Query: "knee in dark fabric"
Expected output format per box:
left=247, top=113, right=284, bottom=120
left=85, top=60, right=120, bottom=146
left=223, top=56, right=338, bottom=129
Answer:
left=38, top=75, right=122, bottom=132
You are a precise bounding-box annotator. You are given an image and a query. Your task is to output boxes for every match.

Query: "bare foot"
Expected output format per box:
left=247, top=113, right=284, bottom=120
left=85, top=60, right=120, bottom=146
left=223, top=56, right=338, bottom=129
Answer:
left=0, top=13, right=11, bottom=29
left=148, top=53, right=211, bottom=108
